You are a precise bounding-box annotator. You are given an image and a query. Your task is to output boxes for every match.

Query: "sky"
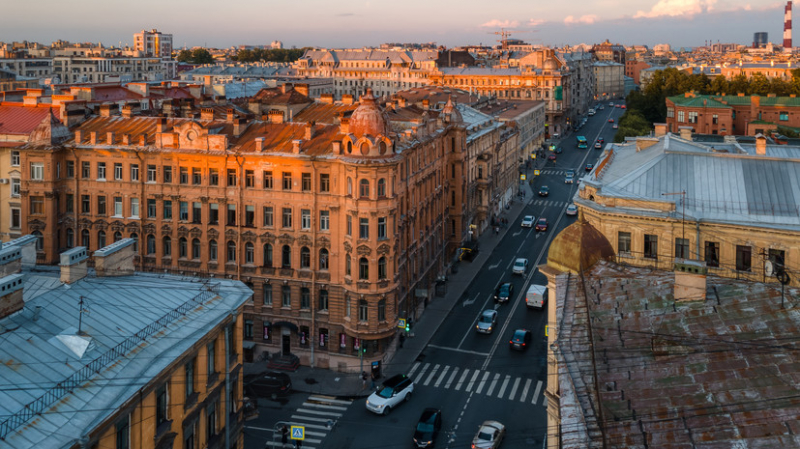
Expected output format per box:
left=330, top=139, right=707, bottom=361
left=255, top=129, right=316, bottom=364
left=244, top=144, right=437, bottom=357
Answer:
left=0, top=0, right=789, bottom=50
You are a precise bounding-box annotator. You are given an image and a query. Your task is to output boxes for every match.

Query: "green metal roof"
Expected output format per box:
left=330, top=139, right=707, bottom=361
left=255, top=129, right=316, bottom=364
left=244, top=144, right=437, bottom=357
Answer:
left=669, top=94, right=800, bottom=108
left=667, top=95, right=731, bottom=108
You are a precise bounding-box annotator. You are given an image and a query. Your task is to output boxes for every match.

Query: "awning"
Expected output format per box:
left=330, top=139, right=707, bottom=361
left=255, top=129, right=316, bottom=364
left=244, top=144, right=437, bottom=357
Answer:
left=272, top=321, right=299, bottom=333
left=242, top=341, right=256, bottom=349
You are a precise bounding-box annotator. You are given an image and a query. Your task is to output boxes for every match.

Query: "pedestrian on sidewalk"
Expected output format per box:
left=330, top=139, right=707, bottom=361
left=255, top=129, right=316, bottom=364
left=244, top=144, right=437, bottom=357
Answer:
left=370, top=371, right=376, bottom=389
left=280, top=425, right=289, bottom=447
left=361, top=371, right=368, bottom=389
left=399, top=332, right=405, bottom=348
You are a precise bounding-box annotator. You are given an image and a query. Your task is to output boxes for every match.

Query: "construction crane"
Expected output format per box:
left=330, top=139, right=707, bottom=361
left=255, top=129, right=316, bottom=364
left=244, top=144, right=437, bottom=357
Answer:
left=489, top=28, right=514, bottom=52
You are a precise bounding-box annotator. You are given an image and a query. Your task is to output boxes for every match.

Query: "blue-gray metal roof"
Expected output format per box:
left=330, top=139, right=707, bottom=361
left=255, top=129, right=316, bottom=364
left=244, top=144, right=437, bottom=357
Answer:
left=0, top=268, right=251, bottom=449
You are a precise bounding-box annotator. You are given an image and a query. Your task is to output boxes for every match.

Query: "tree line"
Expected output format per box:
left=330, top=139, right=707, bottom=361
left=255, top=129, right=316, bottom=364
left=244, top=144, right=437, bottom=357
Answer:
left=232, top=48, right=308, bottom=63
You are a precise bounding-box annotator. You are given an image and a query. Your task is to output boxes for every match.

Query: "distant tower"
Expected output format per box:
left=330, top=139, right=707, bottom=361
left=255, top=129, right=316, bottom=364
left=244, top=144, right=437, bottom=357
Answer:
left=754, top=32, right=768, bottom=48
left=784, top=1, right=793, bottom=49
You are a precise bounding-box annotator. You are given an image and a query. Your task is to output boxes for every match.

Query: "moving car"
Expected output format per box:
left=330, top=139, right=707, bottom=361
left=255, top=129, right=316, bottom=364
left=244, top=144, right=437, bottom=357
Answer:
left=566, top=204, right=578, bottom=216
left=494, top=282, right=514, bottom=303
left=244, top=371, right=292, bottom=400
left=538, top=185, right=549, bottom=197
left=525, top=284, right=547, bottom=309
left=585, top=163, right=594, bottom=171
left=612, top=124, right=618, bottom=129
left=609, top=102, right=614, bottom=106
left=608, top=118, right=614, bottom=123
left=599, top=105, right=605, bottom=110
left=594, top=141, right=602, bottom=149
left=472, top=420, right=506, bottom=449
left=366, top=374, right=414, bottom=415
left=509, top=329, right=532, bottom=350
left=521, top=215, right=535, bottom=227
left=413, top=408, right=442, bottom=448
left=547, top=153, right=557, bottom=162
left=621, top=105, right=627, bottom=109
left=565, top=171, right=574, bottom=184
left=535, top=217, right=548, bottom=232
left=598, top=137, right=604, bottom=144
left=476, top=309, right=498, bottom=334
left=512, top=258, right=528, bottom=275
left=588, top=108, right=596, bottom=116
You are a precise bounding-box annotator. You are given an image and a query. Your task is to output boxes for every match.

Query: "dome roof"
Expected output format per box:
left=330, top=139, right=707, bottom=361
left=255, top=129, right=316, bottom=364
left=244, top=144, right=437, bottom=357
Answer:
left=543, top=57, right=559, bottom=71
left=547, top=218, right=615, bottom=274
left=441, top=97, right=463, bottom=124
left=349, top=89, right=389, bottom=138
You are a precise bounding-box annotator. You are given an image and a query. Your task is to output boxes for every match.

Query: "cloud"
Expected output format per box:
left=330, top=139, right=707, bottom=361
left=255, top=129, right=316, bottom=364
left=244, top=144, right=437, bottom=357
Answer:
left=480, top=19, right=520, bottom=28
left=633, top=0, right=716, bottom=19
left=563, top=15, right=598, bottom=25
left=527, top=19, right=545, bottom=27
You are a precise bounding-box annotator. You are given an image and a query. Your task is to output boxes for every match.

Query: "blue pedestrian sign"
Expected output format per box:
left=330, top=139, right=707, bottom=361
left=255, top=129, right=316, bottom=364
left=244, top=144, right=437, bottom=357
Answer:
left=398, top=318, right=406, bottom=329
left=291, top=426, right=305, bottom=440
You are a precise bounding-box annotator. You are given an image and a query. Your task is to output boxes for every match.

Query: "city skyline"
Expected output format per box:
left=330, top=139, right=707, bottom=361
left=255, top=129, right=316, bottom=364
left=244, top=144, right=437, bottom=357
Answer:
left=0, top=0, right=789, bottom=50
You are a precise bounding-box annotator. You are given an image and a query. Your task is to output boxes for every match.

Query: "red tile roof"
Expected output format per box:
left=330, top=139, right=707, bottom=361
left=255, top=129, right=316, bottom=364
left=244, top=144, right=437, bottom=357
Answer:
left=0, top=103, right=60, bottom=135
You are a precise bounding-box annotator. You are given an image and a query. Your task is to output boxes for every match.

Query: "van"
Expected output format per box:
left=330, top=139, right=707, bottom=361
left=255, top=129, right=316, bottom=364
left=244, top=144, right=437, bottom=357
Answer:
left=525, top=284, right=547, bottom=309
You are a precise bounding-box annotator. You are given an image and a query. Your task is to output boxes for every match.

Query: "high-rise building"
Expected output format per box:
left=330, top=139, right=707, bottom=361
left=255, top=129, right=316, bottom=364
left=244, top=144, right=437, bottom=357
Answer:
left=133, top=29, right=173, bottom=59
left=753, top=32, right=768, bottom=48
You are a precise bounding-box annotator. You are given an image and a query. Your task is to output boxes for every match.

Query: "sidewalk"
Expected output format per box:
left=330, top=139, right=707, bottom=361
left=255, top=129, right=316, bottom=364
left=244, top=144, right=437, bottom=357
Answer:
left=245, top=161, right=546, bottom=399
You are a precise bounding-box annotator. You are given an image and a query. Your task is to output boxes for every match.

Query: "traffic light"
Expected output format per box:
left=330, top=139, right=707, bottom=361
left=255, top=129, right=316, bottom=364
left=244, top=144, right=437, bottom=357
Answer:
left=405, top=322, right=410, bottom=332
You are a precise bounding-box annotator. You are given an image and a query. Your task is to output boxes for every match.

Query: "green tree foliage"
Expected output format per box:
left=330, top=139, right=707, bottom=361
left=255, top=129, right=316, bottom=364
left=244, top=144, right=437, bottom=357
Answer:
left=176, top=50, right=193, bottom=63
left=614, top=110, right=652, bottom=142
left=233, top=48, right=308, bottom=63
left=191, top=48, right=214, bottom=64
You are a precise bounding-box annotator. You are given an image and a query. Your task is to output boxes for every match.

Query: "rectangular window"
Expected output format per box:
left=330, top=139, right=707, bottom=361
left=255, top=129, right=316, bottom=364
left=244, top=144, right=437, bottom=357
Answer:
left=147, top=199, right=156, bottom=218
left=192, top=167, right=202, bottom=185
left=263, top=206, right=273, bottom=227
left=666, top=107, right=674, bottom=118
left=97, top=162, right=106, bottom=180
left=10, top=208, right=20, bottom=229
left=163, top=166, right=172, bottom=183
left=712, top=114, right=718, bottom=124
left=11, top=178, right=20, bottom=197
left=113, top=197, right=123, bottom=217
left=301, top=209, right=311, bottom=230
left=302, top=173, right=311, bottom=191
left=245, top=319, right=253, bottom=339
left=179, top=167, right=189, bottom=184
left=736, top=245, right=752, bottom=272
left=263, top=170, right=273, bottom=189
left=163, top=200, right=172, bottom=220
left=282, top=207, right=292, bottom=228
left=227, top=169, right=237, bottom=186
left=209, top=203, right=219, bottom=224
left=282, top=285, right=291, bottom=307
left=644, top=234, right=658, bottom=259
left=704, top=241, right=720, bottom=267
left=192, top=202, right=202, bottom=224
left=66, top=160, right=75, bottom=178
left=130, top=164, right=139, bottom=181
left=319, top=173, right=330, bottom=192
left=245, top=170, right=254, bottom=188
left=320, top=210, right=329, bottom=231
left=675, top=237, right=689, bottom=259
left=156, top=383, right=168, bottom=425
left=29, top=196, right=44, bottom=215
left=185, top=359, right=195, bottom=399
left=677, top=110, right=685, bottom=123
left=780, top=111, right=789, bottom=121
left=209, top=168, right=219, bottom=186
left=347, top=215, right=352, bottom=236
left=10, top=151, right=19, bottom=166
left=378, top=217, right=387, bottom=240
left=245, top=205, right=255, bottom=227
left=179, top=201, right=189, bottom=221
left=207, top=341, right=216, bottom=375
left=82, top=161, right=91, bottom=179
left=359, top=218, right=369, bottom=239
left=115, top=417, right=130, bottom=449
left=130, top=198, right=139, bottom=218
left=66, top=194, right=74, bottom=213
left=97, top=196, right=107, bottom=215
left=206, top=401, right=217, bottom=439
left=30, top=162, right=44, bottom=180
left=263, top=286, right=272, bottom=306
left=282, top=172, right=292, bottom=190
left=688, top=111, right=698, bottom=124
left=81, top=195, right=90, bottom=214
left=147, top=165, right=157, bottom=182
left=301, top=289, right=310, bottom=309
left=768, top=248, right=786, bottom=268
left=227, top=204, right=236, bottom=226
left=114, top=163, right=123, bottom=180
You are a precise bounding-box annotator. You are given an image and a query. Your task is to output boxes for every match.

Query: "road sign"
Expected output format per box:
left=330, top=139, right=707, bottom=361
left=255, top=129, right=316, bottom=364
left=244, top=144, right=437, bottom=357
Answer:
left=545, top=325, right=548, bottom=337
left=398, top=318, right=406, bottom=329
left=534, top=169, right=540, bottom=176
left=291, top=426, right=305, bottom=440
left=520, top=174, right=527, bottom=181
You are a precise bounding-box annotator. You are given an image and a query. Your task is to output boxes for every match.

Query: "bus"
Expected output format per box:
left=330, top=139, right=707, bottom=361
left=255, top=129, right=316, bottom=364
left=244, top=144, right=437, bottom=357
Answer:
left=577, top=136, right=588, bottom=149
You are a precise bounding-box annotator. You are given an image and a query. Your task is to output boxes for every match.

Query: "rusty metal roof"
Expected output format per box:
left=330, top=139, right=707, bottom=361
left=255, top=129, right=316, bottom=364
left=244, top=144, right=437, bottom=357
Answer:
left=0, top=103, right=60, bottom=135
left=293, top=102, right=357, bottom=124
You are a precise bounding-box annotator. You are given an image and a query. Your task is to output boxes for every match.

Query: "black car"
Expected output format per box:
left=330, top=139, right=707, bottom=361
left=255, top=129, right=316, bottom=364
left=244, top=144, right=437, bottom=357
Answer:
left=494, top=282, right=514, bottom=304
left=509, top=329, right=532, bottom=350
left=244, top=371, right=292, bottom=400
left=538, top=185, right=550, bottom=197
left=413, top=408, right=442, bottom=448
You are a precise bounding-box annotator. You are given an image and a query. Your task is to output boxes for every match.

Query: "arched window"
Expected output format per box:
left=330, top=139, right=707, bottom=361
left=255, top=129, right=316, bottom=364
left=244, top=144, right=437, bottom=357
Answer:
left=98, top=230, right=106, bottom=248
left=358, top=299, right=368, bottom=321
left=359, top=179, right=370, bottom=198
left=114, top=231, right=122, bottom=242
left=359, top=257, right=369, bottom=280
left=345, top=254, right=351, bottom=276
left=130, top=233, right=138, bottom=252
left=378, top=141, right=387, bottom=155
left=245, top=242, right=254, bottom=264
left=318, top=289, right=329, bottom=311
left=282, top=245, right=291, bottom=268
left=300, top=246, right=310, bottom=268
left=33, top=230, right=43, bottom=251
left=226, top=241, right=236, bottom=263
left=146, top=234, right=156, bottom=255
left=347, top=177, right=353, bottom=196
left=179, top=237, right=187, bottom=258
left=377, top=178, right=386, bottom=197
left=263, top=243, right=273, bottom=267
left=378, top=256, right=387, bottom=280
left=81, top=229, right=90, bottom=248
left=209, top=239, right=217, bottom=261
left=65, top=228, right=74, bottom=248
left=192, top=238, right=201, bottom=259
left=162, top=236, right=171, bottom=257
left=319, top=248, right=329, bottom=270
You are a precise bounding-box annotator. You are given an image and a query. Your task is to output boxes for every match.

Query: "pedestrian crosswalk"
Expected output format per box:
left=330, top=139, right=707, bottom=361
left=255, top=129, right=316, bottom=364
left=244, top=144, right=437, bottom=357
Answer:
left=407, top=362, right=546, bottom=406
left=531, top=199, right=567, bottom=208
left=263, top=395, right=353, bottom=448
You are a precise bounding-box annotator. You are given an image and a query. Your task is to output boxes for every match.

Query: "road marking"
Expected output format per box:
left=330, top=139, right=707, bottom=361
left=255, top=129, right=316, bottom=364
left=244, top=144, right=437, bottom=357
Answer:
left=486, top=373, right=501, bottom=396
left=265, top=443, right=317, bottom=449
left=475, top=371, right=491, bottom=394
left=462, top=291, right=481, bottom=307
left=435, top=365, right=451, bottom=388
left=427, top=344, right=490, bottom=356
left=408, top=361, right=421, bottom=377
left=444, top=367, right=459, bottom=389
left=291, top=414, right=337, bottom=424
left=508, top=377, right=521, bottom=400
left=415, top=363, right=431, bottom=383
left=424, top=364, right=440, bottom=386
left=465, top=370, right=481, bottom=392
left=307, top=395, right=352, bottom=406
left=520, top=379, right=532, bottom=402
left=512, top=230, right=522, bottom=237
left=296, top=408, right=343, bottom=417
left=533, top=380, right=543, bottom=404
left=487, top=259, right=502, bottom=270
left=455, top=369, right=470, bottom=391
left=497, top=375, right=511, bottom=398
left=302, top=402, right=348, bottom=412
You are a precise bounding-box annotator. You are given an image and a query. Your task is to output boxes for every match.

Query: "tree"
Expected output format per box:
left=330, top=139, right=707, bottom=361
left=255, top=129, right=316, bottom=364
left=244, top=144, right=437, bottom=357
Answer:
left=614, top=110, right=652, bottom=142
left=191, top=48, right=214, bottom=64
left=708, top=75, right=729, bottom=95
left=176, top=50, right=193, bottom=63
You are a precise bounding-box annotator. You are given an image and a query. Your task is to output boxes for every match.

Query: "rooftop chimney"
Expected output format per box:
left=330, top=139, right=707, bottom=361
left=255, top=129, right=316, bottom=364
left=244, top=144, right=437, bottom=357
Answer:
left=295, top=83, right=309, bottom=97
left=292, top=139, right=303, bottom=154
left=674, top=259, right=707, bottom=301
left=99, top=104, right=113, bottom=117
left=201, top=107, right=215, bottom=121
left=255, top=137, right=266, bottom=152
left=158, top=117, right=168, bottom=132
left=226, top=108, right=235, bottom=123
left=0, top=245, right=23, bottom=278
left=678, top=126, right=693, bottom=141
left=653, top=123, right=668, bottom=137
left=755, top=134, right=767, bottom=155
left=121, top=104, right=133, bottom=118
left=342, top=94, right=354, bottom=105
left=74, top=130, right=83, bottom=144
left=0, top=273, right=25, bottom=320
left=268, top=110, right=284, bottom=124
left=60, top=246, right=88, bottom=284
left=107, top=132, right=115, bottom=145
left=93, top=238, right=135, bottom=277
left=90, top=131, right=98, bottom=145
left=305, top=122, right=315, bottom=140
left=122, top=134, right=131, bottom=145
left=4, top=235, right=37, bottom=270
left=233, top=118, right=245, bottom=137
left=320, top=93, right=334, bottom=104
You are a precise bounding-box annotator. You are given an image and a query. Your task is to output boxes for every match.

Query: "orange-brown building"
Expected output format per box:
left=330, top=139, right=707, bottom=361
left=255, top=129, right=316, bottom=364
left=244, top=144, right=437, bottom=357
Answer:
left=665, top=92, right=800, bottom=135
left=20, top=89, right=467, bottom=371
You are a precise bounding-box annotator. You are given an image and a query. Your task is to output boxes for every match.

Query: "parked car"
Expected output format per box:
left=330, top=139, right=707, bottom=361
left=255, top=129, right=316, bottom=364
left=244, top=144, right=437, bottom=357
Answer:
left=566, top=204, right=578, bottom=216
left=413, top=408, right=442, bottom=448
left=472, top=420, right=506, bottom=449
left=535, top=217, right=548, bottom=232
left=366, top=374, right=414, bottom=415
left=521, top=215, right=535, bottom=227
left=585, top=163, right=594, bottom=172
left=512, top=258, right=528, bottom=275
left=538, top=185, right=549, bottom=197
left=494, top=282, right=514, bottom=304
left=476, top=309, right=498, bottom=334
left=509, top=329, right=532, bottom=350
left=244, top=371, right=292, bottom=400
left=599, top=105, right=604, bottom=110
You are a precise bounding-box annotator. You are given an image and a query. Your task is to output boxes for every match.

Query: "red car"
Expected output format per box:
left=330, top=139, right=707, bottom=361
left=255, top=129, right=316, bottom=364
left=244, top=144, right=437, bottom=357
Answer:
left=535, top=218, right=548, bottom=231
left=598, top=137, right=604, bottom=143
left=585, top=163, right=594, bottom=171
left=608, top=118, right=614, bottom=123
left=621, top=105, right=626, bottom=109
left=548, top=153, right=557, bottom=162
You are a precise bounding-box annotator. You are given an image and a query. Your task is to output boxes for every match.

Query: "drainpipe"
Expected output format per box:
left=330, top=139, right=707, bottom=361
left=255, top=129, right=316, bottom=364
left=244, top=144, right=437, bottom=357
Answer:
left=696, top=221, right=701, bottom=261
left=224, top=316, right=232, bottom=449
left=236, top=153, right=244, bottom=281
left=310, top=162, right=317, bottom=368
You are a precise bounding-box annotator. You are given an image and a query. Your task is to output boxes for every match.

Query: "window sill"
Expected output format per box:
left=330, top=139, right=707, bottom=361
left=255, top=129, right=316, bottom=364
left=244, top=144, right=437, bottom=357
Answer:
left=184, top=392, right=199, bottom=410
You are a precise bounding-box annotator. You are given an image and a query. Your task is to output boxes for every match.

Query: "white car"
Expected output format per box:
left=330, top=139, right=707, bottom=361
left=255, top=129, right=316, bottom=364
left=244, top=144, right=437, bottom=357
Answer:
left=566, top=204, right=578, bottom=216
left=365, top=374, right=414, bottom=415
left=472, top=420, right=506, bottom=449
left=521, top=215, right=535, bottom=227
left=475, top=309, right=498, bottom=334
left=512, top=258, right=528, bottom=275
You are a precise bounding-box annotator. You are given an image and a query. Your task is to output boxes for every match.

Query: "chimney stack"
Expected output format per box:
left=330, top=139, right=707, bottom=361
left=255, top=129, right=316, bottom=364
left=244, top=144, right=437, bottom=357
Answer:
left=342, top=94, right=354, bottom=105
left=201, top=107, right=215, bottom=121
left=158, top=117, right=168, bottom=132
left=139, top=133, right=148, bottom=146
left=60, top=246, right=88, bottom=284
left=756, top=134, right=767, bottom=155
left=122, top=134, right=131, bottom=145
left=226, top=108, right=235, bottom=123
left=90, top=131, right=98, bottom=145
left=233, top=118, right=245, bottom=137
left=0, top=274, right=25, bottom=320
left=99, top=104, right=113, bottom=117
left=292, top=139, right=303, bottom=154
left=653, top=123, right=668, bottom=137
left=75, top=130, right=83, bottom=144
left=305, top=122, right=315, bottom=140
left=674, top=259, right=707, bottom=301
left=255, top=137, right=266, bottom=152
left=678, top=126, right=693, bottom=141
left=268, top=110, right=284, bottom=124
left=4, top=235, right=37, bottom=269
left=320, top=93, right=334, bottom=104
left=93, top=238, right=135, bottom=277
left=107, top=132, right=115, bottom=145
left=121, top=104, right=133, bottom=118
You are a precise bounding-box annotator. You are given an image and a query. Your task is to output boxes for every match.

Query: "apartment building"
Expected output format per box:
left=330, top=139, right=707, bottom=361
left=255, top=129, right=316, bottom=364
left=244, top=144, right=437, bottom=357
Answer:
left=593, top=61, right=625, bottom=100
left=666, top=92, right=800, bottom=135
left=52, top=55, right=175, bottom=83
left=134, top=29, right=173, bottom=59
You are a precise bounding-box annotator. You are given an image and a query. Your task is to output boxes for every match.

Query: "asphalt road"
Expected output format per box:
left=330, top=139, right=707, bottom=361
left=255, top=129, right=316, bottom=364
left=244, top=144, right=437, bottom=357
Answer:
left=243, top=102, right=626, bottom=449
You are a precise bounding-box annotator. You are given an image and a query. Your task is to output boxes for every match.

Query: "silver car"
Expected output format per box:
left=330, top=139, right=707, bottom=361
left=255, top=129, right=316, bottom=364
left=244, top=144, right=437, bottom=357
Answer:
left=475, top=309, right=498, bottom=334
left=512, top=258, right=528, bottom=275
